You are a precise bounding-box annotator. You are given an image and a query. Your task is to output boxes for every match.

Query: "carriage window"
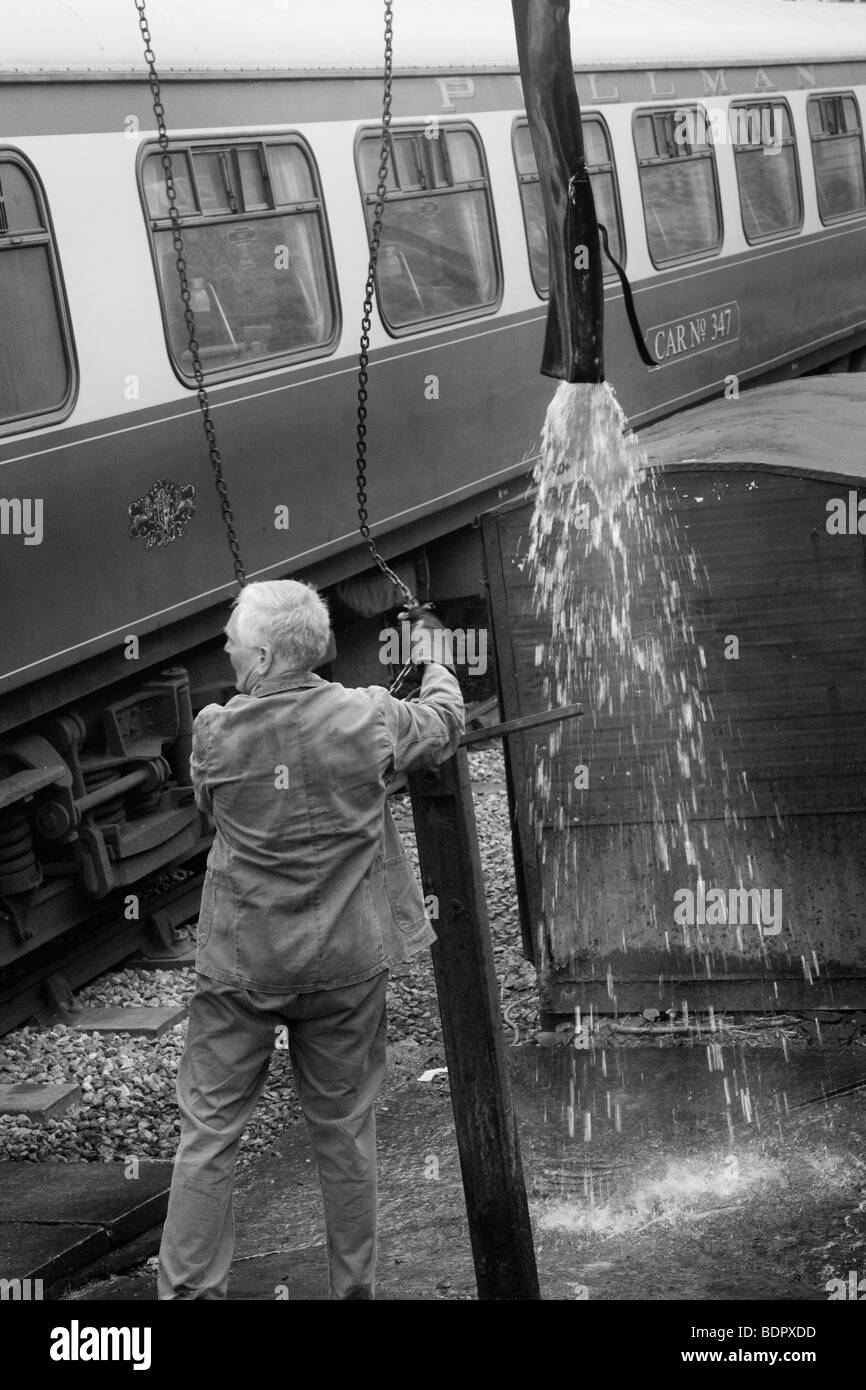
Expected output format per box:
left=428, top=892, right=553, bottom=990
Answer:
left=142, top=137, right=340, bottom=381
left=512, top=116, right=624, bottom=297
left=356, top=123, right=501, bottom=333
left=634, top=107, right=722, bottom=265
left=732, top=101, right=802, bottom=242
left=807, top=93, right=866, bottom=222
left=0, top=155, right=74, bottom=433
left=143, top=152, right=196, bottom=215
left=512, top=123, right=549, bottom=294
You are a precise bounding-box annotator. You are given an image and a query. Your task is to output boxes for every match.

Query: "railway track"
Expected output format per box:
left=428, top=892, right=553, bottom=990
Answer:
left=0, top=861, right=207, bottom=1038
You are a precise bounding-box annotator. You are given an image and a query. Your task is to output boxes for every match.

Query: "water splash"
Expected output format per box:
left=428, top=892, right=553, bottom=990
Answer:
left=523, top=377, right=821, bottom=1021
left=537, top=378, right=639, bottom=516
left=527, top=381, right=716, bottom=952
left=536, top=1154, right=780, bottom=1237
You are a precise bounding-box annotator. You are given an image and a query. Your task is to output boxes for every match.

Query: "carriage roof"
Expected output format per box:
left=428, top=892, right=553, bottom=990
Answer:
left=2, top=0, right=866, bottom=79
left=641, top=377, right=866, bottom=484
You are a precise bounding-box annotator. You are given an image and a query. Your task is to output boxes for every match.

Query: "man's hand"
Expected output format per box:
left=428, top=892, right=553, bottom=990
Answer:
left=398, top=605, right=456, bottom=674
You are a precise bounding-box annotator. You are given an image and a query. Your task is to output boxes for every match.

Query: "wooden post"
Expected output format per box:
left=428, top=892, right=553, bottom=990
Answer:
left=408, top=747, right=541, bottom=1300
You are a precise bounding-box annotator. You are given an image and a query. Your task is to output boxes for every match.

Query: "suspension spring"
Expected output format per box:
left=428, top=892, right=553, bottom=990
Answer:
left=0, top=804, right=40, bottom=894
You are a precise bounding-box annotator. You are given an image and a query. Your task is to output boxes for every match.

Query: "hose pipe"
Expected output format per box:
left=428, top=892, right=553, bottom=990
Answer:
left=511, top=0, right=604, bottom=383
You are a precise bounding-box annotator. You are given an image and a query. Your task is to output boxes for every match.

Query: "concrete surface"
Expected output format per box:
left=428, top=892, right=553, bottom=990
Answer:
left=68, top=1007, right=187, bottom=1037
left=51, top=1040, right=866, bottom=1302
left=0, top=1083, right=81, bottom=1121
left=0, top=1160, right=172, bottom=1293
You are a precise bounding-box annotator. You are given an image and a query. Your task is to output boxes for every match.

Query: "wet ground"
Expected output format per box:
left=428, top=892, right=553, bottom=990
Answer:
left=68, top=1039, right=866, bottom=1302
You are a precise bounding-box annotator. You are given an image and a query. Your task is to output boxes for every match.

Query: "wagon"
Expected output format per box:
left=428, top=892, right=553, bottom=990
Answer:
left=482, top=376, right=866, bottom=1018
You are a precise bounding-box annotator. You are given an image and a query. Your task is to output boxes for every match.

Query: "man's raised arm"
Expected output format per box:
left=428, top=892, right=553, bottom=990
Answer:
left=382, top=660, right=465, bottom=775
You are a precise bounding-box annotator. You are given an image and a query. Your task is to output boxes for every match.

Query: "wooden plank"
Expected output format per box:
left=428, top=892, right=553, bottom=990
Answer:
left=545, top=973, right=866, bottom=1018
left=408, top=750, right=540, bottom=1301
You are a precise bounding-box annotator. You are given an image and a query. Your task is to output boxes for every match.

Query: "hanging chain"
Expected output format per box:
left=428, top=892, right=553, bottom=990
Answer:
left=134, top=0, right=246, bottom=587
left=354, top=0, right=414, bottom=610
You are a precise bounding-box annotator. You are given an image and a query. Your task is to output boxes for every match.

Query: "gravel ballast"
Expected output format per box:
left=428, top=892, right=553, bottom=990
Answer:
left=0, top=748, right=538, bottom=1170
left=0, top=746, right=857, bottom=1171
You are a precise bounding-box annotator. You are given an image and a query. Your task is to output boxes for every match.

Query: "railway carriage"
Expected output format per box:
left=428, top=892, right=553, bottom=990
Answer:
left=2, top=0, right=866, bottom=1019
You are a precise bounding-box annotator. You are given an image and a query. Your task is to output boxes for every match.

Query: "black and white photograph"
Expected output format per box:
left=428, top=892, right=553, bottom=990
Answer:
left=0, top=0, right=865, bottom=1359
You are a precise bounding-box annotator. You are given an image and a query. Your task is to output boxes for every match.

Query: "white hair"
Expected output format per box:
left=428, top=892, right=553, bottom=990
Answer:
left=232, top=579, right=331, bottom=670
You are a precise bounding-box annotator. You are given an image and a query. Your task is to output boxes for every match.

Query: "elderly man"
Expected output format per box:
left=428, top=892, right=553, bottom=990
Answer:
left=158, top=578, right=464, bottom=1300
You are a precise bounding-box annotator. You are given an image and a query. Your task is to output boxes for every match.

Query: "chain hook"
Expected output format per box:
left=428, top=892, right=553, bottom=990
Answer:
left=353, top=1, right=416, bottom=613
left=134, top=0, right=247, bottom=589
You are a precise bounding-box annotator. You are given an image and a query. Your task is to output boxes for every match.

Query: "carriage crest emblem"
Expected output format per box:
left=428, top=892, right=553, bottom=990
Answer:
left=128, top=478, right=196, bottom=549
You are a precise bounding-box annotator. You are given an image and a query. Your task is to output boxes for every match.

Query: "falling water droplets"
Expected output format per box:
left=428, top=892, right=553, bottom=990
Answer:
left=527, top=381, right=718, bottom=964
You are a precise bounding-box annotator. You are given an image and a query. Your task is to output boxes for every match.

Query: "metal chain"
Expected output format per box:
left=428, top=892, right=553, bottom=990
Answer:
left=134, top=0, right=246, bottom=587
left=354, top=0, right=414, bottom=609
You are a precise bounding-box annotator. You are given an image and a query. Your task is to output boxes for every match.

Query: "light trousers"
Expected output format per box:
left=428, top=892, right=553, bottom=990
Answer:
left=157, top=968, right=388, bottom=1300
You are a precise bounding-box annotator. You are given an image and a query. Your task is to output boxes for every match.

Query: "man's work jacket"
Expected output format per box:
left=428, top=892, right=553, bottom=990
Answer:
left=191, top=662, right=465, bottom=993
